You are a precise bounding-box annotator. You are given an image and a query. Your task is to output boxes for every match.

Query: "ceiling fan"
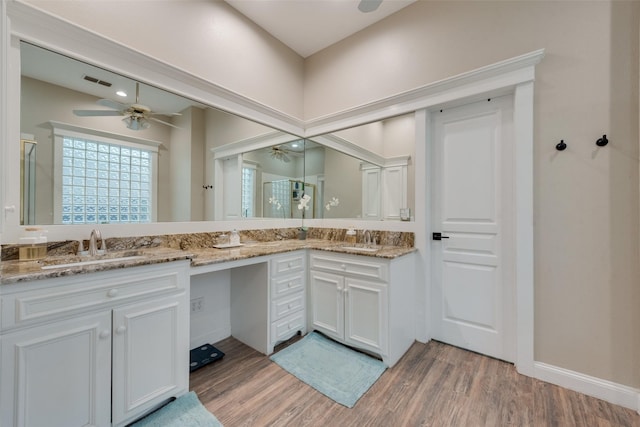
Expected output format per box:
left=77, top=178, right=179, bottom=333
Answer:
left=269, top=145, right=303, bottom=163
left=73, top=82, right=181, bottom=131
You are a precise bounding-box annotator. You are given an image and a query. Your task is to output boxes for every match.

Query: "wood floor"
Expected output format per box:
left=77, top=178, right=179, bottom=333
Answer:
left=190, top=336, right=640, bottom=426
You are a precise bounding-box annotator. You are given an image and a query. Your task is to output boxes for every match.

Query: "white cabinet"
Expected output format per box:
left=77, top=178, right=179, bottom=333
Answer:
left=1, top=311, right=112, bottom=427
left=268, top=252, right=306, bottom=351
left=229, top=251, right=306, bottom=356
left=0, top=261, right=190, bottom=427
left=309, top=251, right=414, bottom=367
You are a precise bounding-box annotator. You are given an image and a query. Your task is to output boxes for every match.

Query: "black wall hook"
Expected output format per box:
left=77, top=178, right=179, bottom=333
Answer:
left=202, top=185, right=213, bottom=190
left=596, top=135, right=609, bottom=147
left=555, top=140, right=567, bottom=151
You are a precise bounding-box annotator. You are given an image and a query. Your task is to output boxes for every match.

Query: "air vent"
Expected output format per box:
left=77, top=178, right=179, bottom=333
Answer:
left=83, top=75, right=112, bottom=87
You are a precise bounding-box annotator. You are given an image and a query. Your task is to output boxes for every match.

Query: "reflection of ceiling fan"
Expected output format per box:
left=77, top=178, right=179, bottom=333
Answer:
left=270, top=145, right=304, bottom=163
left=73, top=82, right=181, bottom=131
left=270, top=146, right=292, bottom=162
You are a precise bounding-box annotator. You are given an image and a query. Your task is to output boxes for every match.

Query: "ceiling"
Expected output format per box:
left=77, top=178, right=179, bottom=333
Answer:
left=224, top=0, right=417, bottom=58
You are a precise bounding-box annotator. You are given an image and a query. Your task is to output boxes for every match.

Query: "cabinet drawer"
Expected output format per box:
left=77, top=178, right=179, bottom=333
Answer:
left=270, top=253, right=305, bottom=276
left=271, top=272, right=305, bottom=299
left=270, top=310, right=305, bottom=345
left=271, top=293, right=304, bottom=321
left=310, top=253, right=388, bottom=282
left=1, top=264, right=187, bottom=329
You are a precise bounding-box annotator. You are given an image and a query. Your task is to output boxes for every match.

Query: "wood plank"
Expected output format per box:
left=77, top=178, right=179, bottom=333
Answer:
left=190, top=337, right=640, bottom=426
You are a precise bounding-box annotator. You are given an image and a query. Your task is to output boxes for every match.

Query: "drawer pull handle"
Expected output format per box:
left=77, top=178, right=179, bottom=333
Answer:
left=107, top=289, right=118, bottom=298
left=288, top=282, right=293, bottom=288
left=288, top=262, right=293, bottom=268
left=287, top=303, right=292, bottom=309
left=288, top=324, right=292, bottom=330
left=341, top=264, right=346, bottom=270
left=99, top=330, right=110, bottom=340
left=115, top=326, right=127, bottom=335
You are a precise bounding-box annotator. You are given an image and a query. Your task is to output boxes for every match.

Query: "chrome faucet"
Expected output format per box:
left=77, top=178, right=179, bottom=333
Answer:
left=363, top=230, right=371, bottom=246
left=88, top=228, right=106, bottom=256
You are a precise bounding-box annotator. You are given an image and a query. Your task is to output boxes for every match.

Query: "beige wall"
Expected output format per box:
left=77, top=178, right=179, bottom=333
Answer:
left=306, top=1, right=640, bottom=387
left=27, top=0, right=305, bottom=119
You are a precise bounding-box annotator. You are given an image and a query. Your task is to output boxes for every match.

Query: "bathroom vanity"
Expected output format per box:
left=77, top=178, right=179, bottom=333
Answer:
left=0, top=260, right=191, bottom=427
left=0, top=237, right=415, bottom=427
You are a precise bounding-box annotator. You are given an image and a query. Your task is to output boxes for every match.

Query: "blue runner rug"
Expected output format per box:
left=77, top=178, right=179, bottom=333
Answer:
left=130, top=391, right=222, bottom=427
left=270, top=332, right=386, bottom=408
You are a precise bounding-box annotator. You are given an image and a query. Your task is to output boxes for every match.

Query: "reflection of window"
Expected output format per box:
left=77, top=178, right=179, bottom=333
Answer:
left=52, top=123, right=159, bottom=224
left=241, top=164, right=256, bottom=218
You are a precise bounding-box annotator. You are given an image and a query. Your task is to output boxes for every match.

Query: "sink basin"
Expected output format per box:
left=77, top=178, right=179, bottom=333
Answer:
left=40, top=253, right=146, bottom=270
left=340, top=246, right=379, bottom=253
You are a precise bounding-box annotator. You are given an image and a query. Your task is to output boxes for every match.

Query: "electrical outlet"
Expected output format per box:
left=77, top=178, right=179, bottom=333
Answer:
left=190, top=296, right=204, bottom=313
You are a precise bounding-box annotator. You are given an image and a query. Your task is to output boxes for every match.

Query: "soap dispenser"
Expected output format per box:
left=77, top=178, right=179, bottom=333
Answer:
left=345, top=227, right=356, bottom=245
left=230, top=229, right=240, bottom=246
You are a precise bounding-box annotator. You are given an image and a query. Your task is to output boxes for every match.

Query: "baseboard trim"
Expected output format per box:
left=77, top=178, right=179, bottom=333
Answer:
left=190, top=327, right=230, bottom=350
left=534, top=362, right=639, bottom=412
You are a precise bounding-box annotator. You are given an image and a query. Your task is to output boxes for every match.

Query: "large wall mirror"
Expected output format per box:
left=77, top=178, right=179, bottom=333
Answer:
left=19, top=41, right=302, bottom=225
left=18, top=41, right=415, bottom=227
left=306, top=113, right=415, bottom=221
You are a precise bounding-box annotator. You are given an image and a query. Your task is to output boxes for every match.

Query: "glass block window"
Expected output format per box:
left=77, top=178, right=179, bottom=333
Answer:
left=59, top=136, right=154, bottom=224
left=241, top=165, right=256, bottom=218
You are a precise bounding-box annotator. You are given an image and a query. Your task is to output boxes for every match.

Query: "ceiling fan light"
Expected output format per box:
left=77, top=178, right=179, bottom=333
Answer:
left=123, top=116, right=150, bottom=131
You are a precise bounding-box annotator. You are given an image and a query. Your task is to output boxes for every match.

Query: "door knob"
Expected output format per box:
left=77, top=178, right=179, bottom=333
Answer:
left=433, top=232, right=450, bottom=241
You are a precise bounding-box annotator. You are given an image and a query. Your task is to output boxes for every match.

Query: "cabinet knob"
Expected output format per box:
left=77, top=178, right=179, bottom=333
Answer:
left=287, top=324, right=292, bottom=330
left=341, top=264, right=346, bottom=270
left=107, top=289, right=118, bottom=298
left=99, top=330, right=110, bottom=340
left=287, top=303, right=292, bottom=309
left=288, top=282, right=293, bottom=288
left=115, top=326, right=127, bottom=335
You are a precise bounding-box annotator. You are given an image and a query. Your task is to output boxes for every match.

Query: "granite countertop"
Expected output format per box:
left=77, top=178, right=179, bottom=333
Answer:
left=189, top=238, right=416, bottom=268
left=0, top=247, right=192, bottom=285
left=1, top=239, right=415, bottom=285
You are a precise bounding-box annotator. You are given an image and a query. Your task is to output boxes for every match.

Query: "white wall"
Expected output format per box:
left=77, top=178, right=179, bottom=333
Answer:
left=305, top=1, right=640, bottom=388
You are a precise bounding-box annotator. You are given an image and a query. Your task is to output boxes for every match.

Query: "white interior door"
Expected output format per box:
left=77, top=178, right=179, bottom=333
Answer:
left=431, top=96, right=515, bottom=362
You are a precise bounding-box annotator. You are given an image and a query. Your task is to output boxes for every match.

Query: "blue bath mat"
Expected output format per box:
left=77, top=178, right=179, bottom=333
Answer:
left=270, top=332, right=386, bottom=408
left=130, top=391, right=222, bottom=427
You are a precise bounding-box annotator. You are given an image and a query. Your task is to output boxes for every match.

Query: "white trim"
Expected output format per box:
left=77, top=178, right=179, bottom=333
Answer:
left=534, top=362, right=640, bottom=412
left=513, top=81, right=535, bottom=377
left=49, top=121, right=162, bottom=152
left=312, top=134, right=386, bottom=166
left=212, top=131, right=301, bottom=160
left=304, top=49, right=545, bottom=137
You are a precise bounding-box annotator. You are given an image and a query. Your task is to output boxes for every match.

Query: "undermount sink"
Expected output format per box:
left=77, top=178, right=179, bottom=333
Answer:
left=340, top=246, right=380, bottom=253
left=40, top=252, right=146, bottom=270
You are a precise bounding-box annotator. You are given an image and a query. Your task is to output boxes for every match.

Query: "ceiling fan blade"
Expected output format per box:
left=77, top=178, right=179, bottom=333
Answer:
left=148, top=111, right=182, bottom=117
left=149, top=116, right=181, bottom=129
left=73, top=109, right=123, bottom=117
left=96, top=98, right=128, bottom=110
left=358, top=0, right=382, bottom=13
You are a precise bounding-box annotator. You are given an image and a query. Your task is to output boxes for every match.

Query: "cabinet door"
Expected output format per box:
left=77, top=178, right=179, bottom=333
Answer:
left=111, top=294, right=188, bottom=426
left=344, top=277, right=388, bottom=355
left=309, top=270, right=344, bottom=341
left=0, top=312, right=111, bottom=427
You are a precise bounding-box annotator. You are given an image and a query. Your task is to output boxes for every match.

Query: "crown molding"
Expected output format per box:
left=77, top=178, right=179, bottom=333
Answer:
left=303, top=49, right=545, bottom=137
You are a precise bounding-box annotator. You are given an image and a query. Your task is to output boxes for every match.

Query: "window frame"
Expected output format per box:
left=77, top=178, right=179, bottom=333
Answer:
left=50, top=121, right=160, bottom=225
